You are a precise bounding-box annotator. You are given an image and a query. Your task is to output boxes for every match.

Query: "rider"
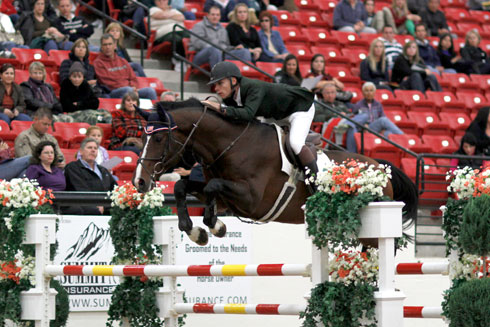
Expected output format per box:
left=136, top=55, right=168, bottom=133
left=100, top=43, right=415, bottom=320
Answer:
left=202, top=61, right=318, bottom=181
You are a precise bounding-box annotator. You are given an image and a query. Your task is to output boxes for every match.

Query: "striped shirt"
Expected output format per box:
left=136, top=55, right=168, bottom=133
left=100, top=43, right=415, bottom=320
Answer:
left=380, top=37, right=403, bottom=70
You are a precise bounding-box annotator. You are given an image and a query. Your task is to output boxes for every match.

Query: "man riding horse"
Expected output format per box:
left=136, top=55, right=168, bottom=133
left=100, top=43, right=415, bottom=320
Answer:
left=201, top=61, right=318, bottom=182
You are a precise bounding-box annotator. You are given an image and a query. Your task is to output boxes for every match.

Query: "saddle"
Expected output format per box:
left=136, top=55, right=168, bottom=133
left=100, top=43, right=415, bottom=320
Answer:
left=283, top=130, right=321, bottom=168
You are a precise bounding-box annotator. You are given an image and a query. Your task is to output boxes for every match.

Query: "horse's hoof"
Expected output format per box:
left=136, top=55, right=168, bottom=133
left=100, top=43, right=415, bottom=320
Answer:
left=210, top=219, right=227, bottom=238
left=188, top=227, right=208, bottom=246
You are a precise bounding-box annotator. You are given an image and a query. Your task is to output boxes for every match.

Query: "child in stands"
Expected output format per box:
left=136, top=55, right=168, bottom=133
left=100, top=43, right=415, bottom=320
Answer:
left=450, top=132, right=487, bottom=172
left=76, top=126, right=109, bottom=165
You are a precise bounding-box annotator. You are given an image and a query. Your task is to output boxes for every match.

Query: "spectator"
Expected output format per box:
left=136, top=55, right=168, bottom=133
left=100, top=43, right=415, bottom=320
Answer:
left=226, top=3, right=262, bottom=62
left=415, top=23, right=456, bottom=75
left=365, top=0, right=376, bottom=28
left=204, top=0, right=245, bottom=22
left=380, top=25, right=403, bottom=70
left=391, top=40, right=442, bottom=93
left=15, top=0, right=72, bottom=53
left=160, top=91, right=177, bottom=101
left=450, top=132, right=485, bottom=171
left=314, top=82, right=352, bottom=124
left=0, top=11, right=28, bottom=52
left=189, top=5, right=252, bottom=70
left=257, top=11, right=288, bottom=62
left=105, top=23, right=146, bottom=77
left=1, top=0, right=18, bottom=25
left=304, top=54, right=348, bottom=99
left=407, top=0, right=426, bottom=14
left=466, top=106, right=490, bottom=155
left=117, top=0, right=149, bottom=35
left=360, top=38, right=392, bottom=92
left=467, top=0, right=486, bottom=10
left=0, top=63, right=31, bottom=125
left=76, top=126, right=109, bottom=165
left=460, top=29, right=490, bottom=75
left=373, top=0, right=420, bottom=35
left=437, top=33, right=473, bottom=75
left=170, top=0, right=197, bottom=20
left=59, top=38, right=97, bottom=86
left=15, top=0, right=57, bottom=20
left=26, top=140, right=65, bottom=191
left=345, top=82, right=403, bottom=152
left=21, top=61, right=62, bottom=115
left=274, top=54, right=302, bottom=86
left=0, top=140, right=30, bottom=180
left=65, top=137, right=116, bottom=214
left=150, top=0, right=187, bottom=71
left=54, top=0, right=97, bottom=50
left=418, top=0, right=449, bottom=37
left=109, top=91, right=147, bottom=155
left=14, top=108, right=65, bottom=164
left=94, top=34, right=157, bottom=99
left=333, top=0, right=377, bottom=34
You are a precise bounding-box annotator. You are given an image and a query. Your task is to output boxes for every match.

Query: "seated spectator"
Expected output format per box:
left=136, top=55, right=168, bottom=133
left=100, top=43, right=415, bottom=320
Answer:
left=150, top=0, right=187, bottom=71
left=204, top=0, right=246, bottom=22
left=407, top=0, right=426, bottom=14
left=437, top=33, right=473, bottom=75
left=460, top=29, right=490, bottom=75
left=54, top=0, right=98, bottom=51
left=0, top=63, right=31, bottom=125
left=305, top=54, right=350, bottom=101
left=360, top=38, right=392, bottom=92
left=226, top=3, right=262, bottom=62
left=94, top=34, right=157, bottom=100
left=392, top=40, right=441, bottom=93
left=0, top=140, right=30, bottom=180
left=21, top=62, right=62, bottom=115
left=26, top=141, right=65, bottom=191
left=15, top=0, right=72, bottom=53
left=14, top=108, right=65, bottom=165
left=105, top=23, right=146, bottom=77
left=109, top=91, right=146, bottom=155
left=274, top=54, right=302, bottom=86
left=418, top=0, right=449, bottom=37
left=450, top=132, right=485, bottom=171
left=373, top=0, right=420, bottom=35
left=59, top=38, right=99, bottom=90
left=380, top=26, right=403, bottom=70
left=467, top=0, right=486, bottom=10
left=314, top=82, right=352, bottom=125
left=365, top=0, right=377, bottom=28
left=257, top=11, right=288, bottom=62
left=0, top=11, right=28, bottom=52
left=1, top=0, right=19, bottom=25
left=15, top=0, right=57, bottom=21
left=189, top=5, right=252, bottom=70
left=170, top=0, right=197, bottom=20
left=76, top=126, right=109, bottom=165
left=65, top=137, right=116, bottom=214
left=160, top=91, right=177, bottom=101
left=415, top=23, right=454, bottom=74
left=345, top=82, right=403, bottom=152
left=466, top=106, right=490, bottom=155
left=117, top=0, right=149, bottom=35
left=333, top=0, right=377, bottom=34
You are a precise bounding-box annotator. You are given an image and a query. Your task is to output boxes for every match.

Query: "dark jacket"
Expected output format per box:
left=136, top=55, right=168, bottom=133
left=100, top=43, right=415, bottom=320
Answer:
left=116, top=45, right=133, bottom=63
left=15, top=0, right=57, bottom=20
left=360, top=59, right=389, bottom=85
left=54, top=14, right=94, bottom=42
left=20, top=80, right=62, bottom=115
left=419, top=8, right=448, bottom=36
left=59, top=52, right=97, bottom=83
left=333, top=0, right=369, bottom=29
left=274, top=70, right=301, bottom=86
left=60, top=78, right=99, bottom=113
left=226, top=22, right=261, bottom=49
left=0, top=83, right=27, bottom=114
left=314, top=100, right=351, bottom=122
left=437, top=48, right=473, bottom=74
left=223, top=77, right=314, bottom=121
left=466, top=121, right=490, bottom=155
left=15, top=11, right=56, bottom=45
left=416, top=39, right=441, bottom=67
left=391, top=55, right=426, bottom=84
left=460, top=45, right=489, bottom=74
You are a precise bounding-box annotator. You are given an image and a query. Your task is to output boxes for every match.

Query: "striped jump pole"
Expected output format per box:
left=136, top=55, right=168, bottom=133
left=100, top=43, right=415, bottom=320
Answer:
left=396, top=262, right=449, bottom=275
left=404, top=306, right=443, bottom=319
left=45, top=264, right=311, bottom=277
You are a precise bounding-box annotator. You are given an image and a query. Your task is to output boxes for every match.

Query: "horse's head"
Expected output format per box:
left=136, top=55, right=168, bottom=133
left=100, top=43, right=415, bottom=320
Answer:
left=133, top=102, right=181, bottom=193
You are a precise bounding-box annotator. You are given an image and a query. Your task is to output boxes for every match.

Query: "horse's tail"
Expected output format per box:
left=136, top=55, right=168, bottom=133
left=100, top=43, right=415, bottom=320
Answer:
left=376, top=159, right=418, bottom=229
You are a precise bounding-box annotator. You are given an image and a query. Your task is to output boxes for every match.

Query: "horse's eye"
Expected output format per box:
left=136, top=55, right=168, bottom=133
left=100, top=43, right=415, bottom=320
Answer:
left=155, top=134, right=163, bottom=143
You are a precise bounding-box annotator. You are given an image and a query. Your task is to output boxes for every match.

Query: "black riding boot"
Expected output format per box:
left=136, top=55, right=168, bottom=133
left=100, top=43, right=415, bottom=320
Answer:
left=298, top=145, right=318, bottom=194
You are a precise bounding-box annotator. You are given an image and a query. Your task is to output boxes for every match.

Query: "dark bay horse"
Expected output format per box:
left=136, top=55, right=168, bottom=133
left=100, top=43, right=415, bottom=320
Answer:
left=133, top=99, right=417, bottom=245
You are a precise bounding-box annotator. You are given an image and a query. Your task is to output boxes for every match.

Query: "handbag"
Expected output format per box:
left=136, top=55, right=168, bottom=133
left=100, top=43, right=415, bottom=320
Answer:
left=0, top=22, right=24, bottom=45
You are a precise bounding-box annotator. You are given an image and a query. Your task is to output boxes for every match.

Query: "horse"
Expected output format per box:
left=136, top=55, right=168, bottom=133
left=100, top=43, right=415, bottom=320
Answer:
left=133, top=99, right=418, bottom=246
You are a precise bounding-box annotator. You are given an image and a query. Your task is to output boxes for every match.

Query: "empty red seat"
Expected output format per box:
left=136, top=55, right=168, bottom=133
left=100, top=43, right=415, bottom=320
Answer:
left=406, top=111, right=450, bottom=136
left=11, top=120, right=37, bottom=134
left=49, top=50, right=70, bottom=68
left=469, top=74, right=490, bottom=95
left=394, top=89, right=434, bottom=112
left=317, top=0, right=338, bottom=12
left=442, top=73, right=479, bottom=93
left=340, top=48, right=368, bottom=67
left=52, top=122, right=91, bottom=148
left=354, top=133, right=400, bottom=165
left=311, top=45, right=350, bottom=66
left=421, top=135, right=458, bottom=154
left=228, top=60, right=263, bottom=79
left=425, top=91, right=465, bottom=113
left=344, top=87, right=362, bottom=103
left=330, top=31, right=369, bottom=48
left=389, top=134, right=432, bottom=154
left=384, top=110, right=418, bottom=134
left=136, top=77, right=166, bottom=96
left=275, top=26, right=308, bottom=44
left=287, top=44, right=314, bottom=62
left=456, top=91, right=489, bottom=114
left=438, top=112, right=471, bottom=137
left=256, top=62, right=282, bottom=82
left=294, top=11, right=326, bottom=27
left=304, top=28, right=339, bottom=47
left=294, top=0, right=320, bottom=11
left=98, top=98, right=121, bottom=112
left=61, top=148, right=79, bottom=164
left=269, top=10, right=300, bottom=26
left=109, top=150, right=139, bottom=180
left=11, top=48, right=56, bottom=72
left=0, top=120, right=15, bottom=146
left=444, top=8, right=470, bottom=22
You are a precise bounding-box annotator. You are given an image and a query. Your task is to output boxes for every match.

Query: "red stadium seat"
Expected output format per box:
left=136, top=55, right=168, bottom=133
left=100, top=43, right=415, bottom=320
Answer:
left=330, top=31, right=369, bottom=48
left=109, top=150, right=139, bottom=180
left=287, top=44, right=314, bottom=62
left=275, top=26, right=308, bottom=44
left=456, top=91, right=489, bottom=114
left=384, top=110, right=418, bottom=134
left=389, top=134, right=432, bottom=154
left=441, top=73, right=479, bottom=93
left=294, top=11, right=326, bottom=27
left=444, top=8, right=471, bottom=22
left=469, top=74, right=490, bottom=96
left=375, top=89, right=395, bottom=102
left=438, top=112, right=471, bottom=138
left=52, top=122, right=91, bottom=148
left=393, top=34, right=413, bottom=45
left=421, top=135, right=458, bottom=154
left=96, top=123, right=113, bottom=147
left=255, top=62, right=282, bottom=82
left=294, top=0, right=320, bottom=11
left=425, top=91, right=465, bottom=113
left=136, top=77, right=166, bottom=96
left=317, top=0, right=338, bottom=12
left=49, top=50, right=70, bottom=68
left=469, top=10, right=490, bottom=24
left=11, top=120, right=38, bottom=134
left=186, top=2, right=206, bottom=19
left=311, top=46, right=350, bottom=66
left=406, top=111, right=450, bottom=136
left=340, top=48, right=368, bottom=67
left=228, top=60, right=263, bottom=79
left=0, top=120, right=15, bottom=146
left=11, top=48, right=56, bottom=72
left=325, top=66, right=352, bottom=79
left=98, top=98, right=121, bottom=112
left=344, top=87, right=362, bottom=103
left=14, top=69, right=29, bottom=85
left=353, top=133, right=400, bottom=165
left=61, top=148, right=79, bottom=164
left=360, top=33, right=382, bottom=45
left=320, top=12, right=334, bottom=29
left=269, top=10, right=300, bottom=26
left=304, top=28, right=339, bottom=47
left=401, top=157, right=443, bottom=181
left=394, top=90, right=435, bottom=112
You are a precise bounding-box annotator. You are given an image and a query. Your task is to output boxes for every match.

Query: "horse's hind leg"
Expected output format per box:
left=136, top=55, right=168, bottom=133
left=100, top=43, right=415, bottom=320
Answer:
left=174, top=179, right=209, bottom=246
left=203, top=198, right=227, bottom=238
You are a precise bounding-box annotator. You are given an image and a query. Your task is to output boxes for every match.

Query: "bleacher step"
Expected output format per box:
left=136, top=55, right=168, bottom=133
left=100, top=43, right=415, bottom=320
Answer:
left=415, top=244, right=446, bottom=258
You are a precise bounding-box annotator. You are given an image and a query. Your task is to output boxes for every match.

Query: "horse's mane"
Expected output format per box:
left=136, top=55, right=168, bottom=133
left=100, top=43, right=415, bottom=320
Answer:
left=156, top=98, right=203, bottom=112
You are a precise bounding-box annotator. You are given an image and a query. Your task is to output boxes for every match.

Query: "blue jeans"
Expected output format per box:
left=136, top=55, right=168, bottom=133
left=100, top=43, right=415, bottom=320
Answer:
left=130, top=62, right=146, bottom=77
left=132, top=7, right=147, bottom=36
left=0, top=155, right=31, bottom=180
left=109, top=86, right=157, bottom=100
left=44, top=39, right=73, bottom=53
left=193, top=47, right=252, bottom=70
left=183, top=11, right=196, bottom=20
left=0, top=41, right=29, bottom=51
left=119, top=144, right=141, bottom=155
left=0, top=112, right=32, bottom=125
left=89, top=44, right=100, bottom=52
left=346, top=114, right=403, bottom=152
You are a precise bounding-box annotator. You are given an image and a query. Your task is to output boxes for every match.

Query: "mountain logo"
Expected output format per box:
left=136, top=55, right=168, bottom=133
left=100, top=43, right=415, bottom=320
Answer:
left=64, top=222, right=111, bottom=261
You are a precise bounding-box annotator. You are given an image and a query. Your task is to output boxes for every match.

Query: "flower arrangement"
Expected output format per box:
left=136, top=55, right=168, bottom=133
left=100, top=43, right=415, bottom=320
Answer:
left=449, top=254, right=489, bottom=281
left=305, top=159, right=391, bottom=249
left=329, top=248, right=378, bottom=285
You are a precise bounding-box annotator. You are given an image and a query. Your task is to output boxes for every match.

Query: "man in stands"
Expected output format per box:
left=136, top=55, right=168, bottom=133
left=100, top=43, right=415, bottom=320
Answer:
left=414, top=23, right=448, bottom=75
left=315, top=83, right=352, bottom=124
left=419, top=0, right=449, bottom=37
left=333, top=0, right=377, bottom=34
left=380, top=25, right=402, bottom=70
left=94, top=34, right=157, bottom=100
left=14, top=107, right=65, bottom=165
left=190, top=6, right=252, bottom=69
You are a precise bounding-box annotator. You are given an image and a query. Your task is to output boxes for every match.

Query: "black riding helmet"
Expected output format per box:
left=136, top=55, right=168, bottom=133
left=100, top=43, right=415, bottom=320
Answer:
left=208, top=61, right=242, bottom=85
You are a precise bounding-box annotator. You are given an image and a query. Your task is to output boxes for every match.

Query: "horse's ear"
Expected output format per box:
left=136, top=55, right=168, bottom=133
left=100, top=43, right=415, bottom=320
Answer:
left=154, top=102, right=168, bottom=121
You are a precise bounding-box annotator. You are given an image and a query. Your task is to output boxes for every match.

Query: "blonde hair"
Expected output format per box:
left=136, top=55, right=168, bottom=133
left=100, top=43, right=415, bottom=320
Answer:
left=28, top=61, right=46, bottom=80
left=230, top=3, right=258, bottom=27
left=105, top=22, right=125, bottom=47
left=465, top=29, right=481, bottom=47
left=86, top=126, right=104, bottom=140
left=403, top=40, right=422, bottom=64
left=391, top=0, right=408, bottom=18
left=367, top=39, right=386, bottom=73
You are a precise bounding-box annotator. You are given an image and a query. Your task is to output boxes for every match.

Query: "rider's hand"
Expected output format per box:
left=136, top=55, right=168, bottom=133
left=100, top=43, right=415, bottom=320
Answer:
left=201, top=100, right=221, bottom=113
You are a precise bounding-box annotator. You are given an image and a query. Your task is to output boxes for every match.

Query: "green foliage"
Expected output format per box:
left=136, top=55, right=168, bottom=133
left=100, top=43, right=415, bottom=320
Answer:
left=0, top=278, right=30, bottom=326
left=301, top=281, right=377, bottom=327
left=460, top=194, right=490, bottom=257
left=443, top=278, right=490, bottom=327
left=305, top=192, right=389, bottom=249
left=442, top=198, right=468, bottom=256
left=50, top=279, right=69, bottom=327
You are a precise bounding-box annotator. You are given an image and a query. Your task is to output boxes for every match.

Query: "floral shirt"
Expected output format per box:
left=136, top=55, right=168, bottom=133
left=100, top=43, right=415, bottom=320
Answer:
left=109, top=109, right=147, bottom=150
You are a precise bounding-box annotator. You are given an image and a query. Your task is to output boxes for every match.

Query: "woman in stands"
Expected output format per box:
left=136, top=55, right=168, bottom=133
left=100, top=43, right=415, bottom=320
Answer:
left=304, top=54, right=349, bottom=100
left=391, top=40, right=441, bottom=93
left=450, top=132, right=486, bottom=171
left=109, top=91, right=146, bottom=155
left=460, top=30, right=490, bottom=75
left=26, top=141, right=66, bottom=191
left=360, top=38, right=392, bottom=92
left=59, top=39, right=97, bottom=85
left=437, top=33, right=473, bottom=75
left=257, top=11, right=288, bottom=63
left=373, top=0, right=420, bottom=35
left=274, top=54, right=302, bottom=86
left=105, top=23, right=147, bottom=77
left=226, top=3, right=262, bottom=62
left=21, top=61, right=62, bottom=115
left=466, top=106, right=490, bottom=156
left=0, top=63, right=31, bottom=125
